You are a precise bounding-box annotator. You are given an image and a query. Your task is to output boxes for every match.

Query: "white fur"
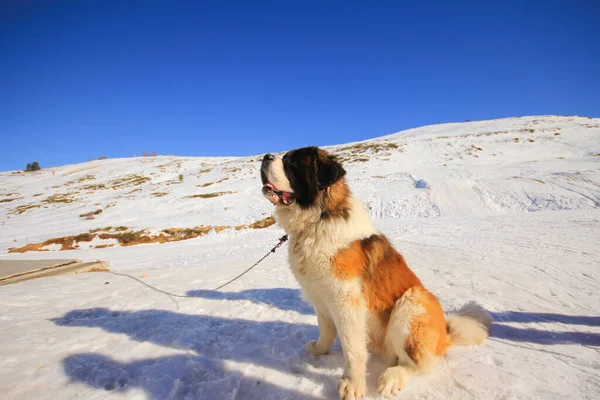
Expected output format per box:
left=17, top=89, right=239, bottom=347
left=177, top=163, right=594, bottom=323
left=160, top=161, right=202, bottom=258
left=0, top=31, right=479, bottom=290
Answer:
left=384, top=290, right=427, bottom=370
left=375, top=290, right=434, bottom=396
left=276, top=193, right=377, bottom=400
left=446, top=301, right=492, bottom=346
left=266, top=158, right=293, bottom=193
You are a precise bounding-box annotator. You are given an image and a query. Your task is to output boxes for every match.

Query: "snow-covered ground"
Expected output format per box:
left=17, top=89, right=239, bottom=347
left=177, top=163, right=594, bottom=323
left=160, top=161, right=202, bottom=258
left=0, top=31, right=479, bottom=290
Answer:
left=1, top=115, right=599, bottom=399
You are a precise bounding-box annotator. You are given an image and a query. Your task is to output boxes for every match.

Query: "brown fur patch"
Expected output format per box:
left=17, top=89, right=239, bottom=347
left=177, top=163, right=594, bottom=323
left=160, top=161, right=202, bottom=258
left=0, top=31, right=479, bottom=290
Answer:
left=331, top=241, right=366, bottom=279
left=331, top=234, right=423, bottom=313
left=320, top=179, right=352, bottom=220
left=362, top=236, right=423, bottom=312
left=404, top=287, right=449, bottom=361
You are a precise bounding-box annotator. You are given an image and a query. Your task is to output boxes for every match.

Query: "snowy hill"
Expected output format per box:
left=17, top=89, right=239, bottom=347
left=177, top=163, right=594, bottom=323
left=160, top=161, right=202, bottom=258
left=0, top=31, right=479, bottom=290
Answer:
left=1, top=115, right=599, bottom=399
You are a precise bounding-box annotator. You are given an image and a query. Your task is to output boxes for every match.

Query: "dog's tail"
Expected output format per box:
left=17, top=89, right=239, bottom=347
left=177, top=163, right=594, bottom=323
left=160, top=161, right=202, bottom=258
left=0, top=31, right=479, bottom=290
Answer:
left=446, top=301, right=492, bottom=347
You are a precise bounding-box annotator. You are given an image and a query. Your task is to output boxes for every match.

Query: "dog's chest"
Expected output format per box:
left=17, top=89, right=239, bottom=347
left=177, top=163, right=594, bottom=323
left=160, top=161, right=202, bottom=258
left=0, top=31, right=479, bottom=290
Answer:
left=288, top=234, right=335, bottom=280
left=287, top=234, right=361, bottom=308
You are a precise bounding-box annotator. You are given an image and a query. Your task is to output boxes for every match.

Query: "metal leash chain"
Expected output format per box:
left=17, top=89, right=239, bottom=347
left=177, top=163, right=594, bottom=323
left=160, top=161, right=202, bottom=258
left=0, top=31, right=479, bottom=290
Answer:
left=106, top=235, right=288, bottom=299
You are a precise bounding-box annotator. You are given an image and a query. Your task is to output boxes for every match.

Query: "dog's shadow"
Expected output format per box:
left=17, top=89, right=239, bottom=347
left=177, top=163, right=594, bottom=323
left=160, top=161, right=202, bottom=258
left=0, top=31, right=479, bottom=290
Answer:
left=50, top=288, right=600, bottom=398
left=490, top=311, right=600, bottom=346
left=186, top=287, right=600, bottom=347
left=62, top=352, right=323, bottom=400
left=51, top=307, right=347, bottom=399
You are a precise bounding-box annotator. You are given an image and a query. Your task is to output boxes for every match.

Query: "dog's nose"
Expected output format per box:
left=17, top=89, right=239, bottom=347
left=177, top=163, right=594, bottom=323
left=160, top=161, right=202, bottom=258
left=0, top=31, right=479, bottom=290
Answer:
left=263, top=154, right=275, bottom=162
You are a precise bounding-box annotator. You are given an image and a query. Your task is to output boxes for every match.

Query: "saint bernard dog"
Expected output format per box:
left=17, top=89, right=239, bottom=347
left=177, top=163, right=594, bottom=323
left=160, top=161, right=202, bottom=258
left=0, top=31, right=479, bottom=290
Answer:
left=261, top=146, right=492, bottom=399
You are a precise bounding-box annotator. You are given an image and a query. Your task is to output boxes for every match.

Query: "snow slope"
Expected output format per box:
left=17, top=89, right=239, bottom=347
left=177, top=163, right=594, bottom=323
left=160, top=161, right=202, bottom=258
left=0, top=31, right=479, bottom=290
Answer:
left=1, top=115, right=599, bottom=399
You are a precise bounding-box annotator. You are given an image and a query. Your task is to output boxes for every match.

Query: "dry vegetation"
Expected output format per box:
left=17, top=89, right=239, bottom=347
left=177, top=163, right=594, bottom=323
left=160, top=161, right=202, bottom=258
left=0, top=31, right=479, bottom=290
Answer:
left=0, top=197, right=21, bottom=203
left=336, top=141, right=403, bottom=163
left=43, top=193, right=76, bottom=204
left=10, top=203, right=41, bottom=215
left=66, top=174, right=96, bottom=186
left=438, top=131, right=508, bottom=140
left=191, top=168, right=212, bottom=177
left=82, top=183, right=106, bottom=191
left=8, top=216, right=278, bottom=253
left=186, top=191, right=236, bottom=199
left=109, top=174, right=151, bottom=189
left=80, top=209, right=103, bottom=219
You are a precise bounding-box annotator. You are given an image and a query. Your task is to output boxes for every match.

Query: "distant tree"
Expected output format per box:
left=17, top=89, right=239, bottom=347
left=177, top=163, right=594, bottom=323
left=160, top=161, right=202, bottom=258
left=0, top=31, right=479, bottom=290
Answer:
left=25, top=162, right=41, bottom=172
left=142, top=152, right=150, bottom=157
left=152, top=151, right=157, bottom=157
left=99, top=155, right=107, bottom=160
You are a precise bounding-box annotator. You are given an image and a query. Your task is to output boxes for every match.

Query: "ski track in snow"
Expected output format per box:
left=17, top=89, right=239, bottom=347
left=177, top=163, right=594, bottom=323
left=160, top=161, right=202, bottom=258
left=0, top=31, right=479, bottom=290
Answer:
left=1, top=115, right=599, bottom=399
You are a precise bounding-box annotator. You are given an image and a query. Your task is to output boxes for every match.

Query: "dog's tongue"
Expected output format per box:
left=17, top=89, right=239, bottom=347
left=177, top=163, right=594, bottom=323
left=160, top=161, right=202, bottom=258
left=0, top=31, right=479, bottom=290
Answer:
left=281, top=192, right=293, bottom=204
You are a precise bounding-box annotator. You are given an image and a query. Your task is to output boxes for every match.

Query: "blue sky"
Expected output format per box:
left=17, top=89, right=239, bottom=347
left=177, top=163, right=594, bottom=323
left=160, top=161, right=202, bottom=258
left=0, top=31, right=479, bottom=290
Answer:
left=1, top=1, right=599, bottom=171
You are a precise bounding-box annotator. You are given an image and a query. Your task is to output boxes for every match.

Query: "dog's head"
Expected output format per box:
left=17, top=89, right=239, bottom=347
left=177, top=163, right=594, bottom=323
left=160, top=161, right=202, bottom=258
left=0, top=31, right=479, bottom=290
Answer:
left=261, top=146, right=346, bottom=209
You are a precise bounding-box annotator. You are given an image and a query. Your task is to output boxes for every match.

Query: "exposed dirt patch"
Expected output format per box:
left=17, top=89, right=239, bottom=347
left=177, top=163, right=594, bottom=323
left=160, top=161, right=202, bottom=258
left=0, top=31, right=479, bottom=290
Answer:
left=249, top=216, right=276, bottom=229
left=214, top=225, right=231, bottom=233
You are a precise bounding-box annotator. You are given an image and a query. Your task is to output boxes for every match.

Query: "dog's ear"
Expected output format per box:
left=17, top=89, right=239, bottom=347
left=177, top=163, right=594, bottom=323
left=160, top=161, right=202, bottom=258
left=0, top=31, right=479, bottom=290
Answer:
left=315, top=149, right=346, bottom=189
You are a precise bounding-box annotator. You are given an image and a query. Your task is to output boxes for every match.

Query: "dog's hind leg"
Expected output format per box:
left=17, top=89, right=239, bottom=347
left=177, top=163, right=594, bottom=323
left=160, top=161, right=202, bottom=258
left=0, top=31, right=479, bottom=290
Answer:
left=378, top=286, right=445, bottom=397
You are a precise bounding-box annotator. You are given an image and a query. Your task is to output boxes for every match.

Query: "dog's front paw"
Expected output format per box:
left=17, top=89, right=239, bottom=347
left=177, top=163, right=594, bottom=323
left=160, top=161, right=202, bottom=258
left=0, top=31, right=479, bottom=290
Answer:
left=304, top=340, right=329, bottom=356
left=338, top=377, right=365, bottom=400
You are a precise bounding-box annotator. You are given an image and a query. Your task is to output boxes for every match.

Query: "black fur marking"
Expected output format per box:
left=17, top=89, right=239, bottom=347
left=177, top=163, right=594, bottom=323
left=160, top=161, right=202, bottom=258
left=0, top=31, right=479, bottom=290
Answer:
left=281, top=148, right=319, bottom=208
left=316, top=151, right=346, bottom=189
left=280, top=146, right=347, bottom=209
